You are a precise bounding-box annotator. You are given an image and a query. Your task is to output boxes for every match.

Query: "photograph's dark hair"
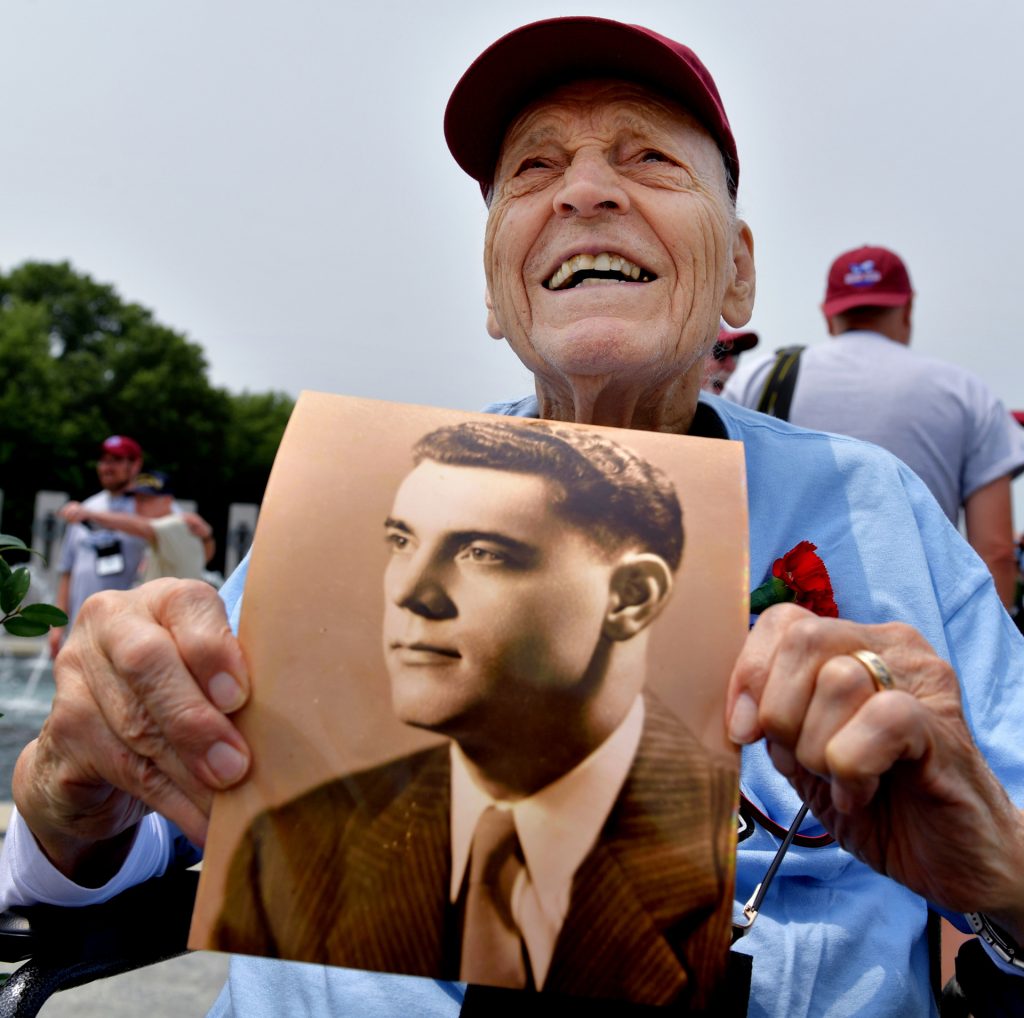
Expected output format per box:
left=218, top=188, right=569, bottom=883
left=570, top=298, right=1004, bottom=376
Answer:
left=412, top=420, right=683, bottom=571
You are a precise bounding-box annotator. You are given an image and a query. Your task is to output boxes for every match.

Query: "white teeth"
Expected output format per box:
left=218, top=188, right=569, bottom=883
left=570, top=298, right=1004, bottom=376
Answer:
left=579, top=276, right=629, bottom=286
left=546, top=252, right=652, bottom=290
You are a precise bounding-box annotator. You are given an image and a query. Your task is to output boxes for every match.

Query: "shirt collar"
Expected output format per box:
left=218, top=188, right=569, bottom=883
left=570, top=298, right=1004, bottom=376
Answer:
left=449, top=695, right=645, bottom=925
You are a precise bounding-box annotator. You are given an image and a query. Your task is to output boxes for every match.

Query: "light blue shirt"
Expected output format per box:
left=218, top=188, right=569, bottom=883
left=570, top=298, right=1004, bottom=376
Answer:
left=207, top=395, right=1024, bottom=1016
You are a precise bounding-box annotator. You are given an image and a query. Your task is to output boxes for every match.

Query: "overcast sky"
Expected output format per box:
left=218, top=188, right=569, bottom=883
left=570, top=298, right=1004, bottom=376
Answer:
left=3, top=0, right=1023, bottom=510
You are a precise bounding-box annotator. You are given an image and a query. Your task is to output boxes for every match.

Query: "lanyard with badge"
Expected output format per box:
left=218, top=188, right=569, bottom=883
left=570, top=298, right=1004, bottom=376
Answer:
left=83, top=520, right=126, bottom=577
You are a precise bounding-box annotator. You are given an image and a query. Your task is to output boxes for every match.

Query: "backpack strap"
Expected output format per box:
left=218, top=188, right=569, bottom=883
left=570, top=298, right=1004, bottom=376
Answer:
left=755, top=345, right=805, bottom=421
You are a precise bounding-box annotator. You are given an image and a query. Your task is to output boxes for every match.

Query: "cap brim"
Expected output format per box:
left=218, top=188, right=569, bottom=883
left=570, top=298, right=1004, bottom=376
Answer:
left=718, top=329, right=758, bottom=352
left=445, top=17, right=737, bottom=193
left=821, top=292, right=911, bottom=317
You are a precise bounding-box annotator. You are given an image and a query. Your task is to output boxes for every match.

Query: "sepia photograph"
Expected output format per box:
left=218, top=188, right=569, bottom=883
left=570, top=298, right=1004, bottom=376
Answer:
left=190, top=390, right=748, bottom=1007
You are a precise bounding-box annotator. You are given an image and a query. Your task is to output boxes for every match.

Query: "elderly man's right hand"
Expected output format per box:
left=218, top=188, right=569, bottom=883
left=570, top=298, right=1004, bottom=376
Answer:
left=14, top=580, right=250, bottom=886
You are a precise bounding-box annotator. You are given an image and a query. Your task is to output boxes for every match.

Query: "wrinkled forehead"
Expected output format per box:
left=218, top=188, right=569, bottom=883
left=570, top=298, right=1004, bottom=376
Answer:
left=493, top=78, right=730, bottom=196
left=504, top=79, right=715, bottom=151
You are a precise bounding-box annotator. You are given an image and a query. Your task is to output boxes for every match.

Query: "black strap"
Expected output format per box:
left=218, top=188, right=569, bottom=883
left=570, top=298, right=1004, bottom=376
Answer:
left=754, top=346, right=805, bottom=421
left=948, top=936, right=1024, bottom=1017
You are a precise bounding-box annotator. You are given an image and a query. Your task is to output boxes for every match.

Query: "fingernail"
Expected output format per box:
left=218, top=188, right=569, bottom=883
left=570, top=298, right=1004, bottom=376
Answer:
left=209, top=672, right=245, bottom=713
left=207, top=741, right=248, bottom=784
left=728, top=692, right=760, bottom=744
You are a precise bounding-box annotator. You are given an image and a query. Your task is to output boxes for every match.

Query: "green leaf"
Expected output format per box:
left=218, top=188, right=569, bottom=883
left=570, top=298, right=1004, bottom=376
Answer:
left=3, top=617, right=49, bottom=638
left=19, top=603, right=69, bottom=627
left=0, top=568, right=31, bottom=614
left=0, top=557, right=10, bottom=584
left=0, top=537, right=44, bottom=563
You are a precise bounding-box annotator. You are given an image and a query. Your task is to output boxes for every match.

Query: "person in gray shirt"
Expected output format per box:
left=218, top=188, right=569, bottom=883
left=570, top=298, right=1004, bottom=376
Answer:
left=48, top=434, right=148, bottom=656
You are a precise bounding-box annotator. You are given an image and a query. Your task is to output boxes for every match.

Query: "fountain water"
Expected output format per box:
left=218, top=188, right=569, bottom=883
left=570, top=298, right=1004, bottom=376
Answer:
left=0, top=640, right=55, bottom=797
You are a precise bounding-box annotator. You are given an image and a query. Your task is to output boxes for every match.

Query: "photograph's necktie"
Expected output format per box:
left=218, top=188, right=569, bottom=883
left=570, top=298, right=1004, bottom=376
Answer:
left=460, top=806, right=528, bottom=987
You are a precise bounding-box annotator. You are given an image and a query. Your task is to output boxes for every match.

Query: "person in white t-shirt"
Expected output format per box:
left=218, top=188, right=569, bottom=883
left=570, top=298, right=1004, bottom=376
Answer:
left=724, top=244, right=1024, bottom=606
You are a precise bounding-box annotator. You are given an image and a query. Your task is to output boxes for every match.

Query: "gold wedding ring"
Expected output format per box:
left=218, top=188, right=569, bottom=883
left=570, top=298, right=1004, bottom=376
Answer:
left=850, top=649, right=895, bottom=692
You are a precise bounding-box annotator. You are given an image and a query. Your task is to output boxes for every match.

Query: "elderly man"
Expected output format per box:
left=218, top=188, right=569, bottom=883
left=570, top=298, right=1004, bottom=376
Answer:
left=2, top=17, right=1023, bottom=1018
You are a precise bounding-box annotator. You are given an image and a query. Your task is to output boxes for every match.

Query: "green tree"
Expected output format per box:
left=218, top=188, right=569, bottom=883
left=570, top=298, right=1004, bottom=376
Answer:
left=223, top=391, right=296, bottom=503
left=0, top=297, right=71, bottom=535
left=0, top=261, right=293, bottom=570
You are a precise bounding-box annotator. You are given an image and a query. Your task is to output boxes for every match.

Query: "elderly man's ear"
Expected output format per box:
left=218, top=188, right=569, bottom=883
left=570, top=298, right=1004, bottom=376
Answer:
left=721, top=220, right=756, bottom=329
left=485, top=287, right=504, bottom=340
left=603, top=554, right=674, bottom=641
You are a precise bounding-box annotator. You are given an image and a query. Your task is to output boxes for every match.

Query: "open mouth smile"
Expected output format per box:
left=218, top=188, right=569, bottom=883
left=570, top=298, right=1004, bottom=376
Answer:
left=545, top=252, right=657, bottom=291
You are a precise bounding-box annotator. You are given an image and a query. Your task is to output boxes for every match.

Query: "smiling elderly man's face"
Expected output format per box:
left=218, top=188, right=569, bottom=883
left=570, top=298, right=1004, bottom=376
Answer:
left=483, top=80, right=754, bottom=406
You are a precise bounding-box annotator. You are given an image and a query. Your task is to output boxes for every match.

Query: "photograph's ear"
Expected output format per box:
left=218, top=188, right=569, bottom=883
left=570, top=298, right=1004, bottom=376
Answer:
left=485, top=287, right=504, bottom=340
left=603, top=554, right=674, bottom=641
left=721, top=220, right=756, bottom=329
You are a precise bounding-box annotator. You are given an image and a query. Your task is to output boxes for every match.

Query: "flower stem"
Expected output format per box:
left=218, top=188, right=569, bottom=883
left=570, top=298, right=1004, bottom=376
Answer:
left=749, top=576, right=796, bottom=614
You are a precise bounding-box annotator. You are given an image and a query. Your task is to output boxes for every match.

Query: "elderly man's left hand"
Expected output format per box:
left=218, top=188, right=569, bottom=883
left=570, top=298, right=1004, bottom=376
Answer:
left=727, top=603, right=1024, bottom=941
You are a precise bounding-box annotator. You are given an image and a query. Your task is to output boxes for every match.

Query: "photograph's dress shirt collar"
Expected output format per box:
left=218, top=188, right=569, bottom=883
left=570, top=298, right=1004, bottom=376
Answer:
left=449, top=695, right=645, bottom=986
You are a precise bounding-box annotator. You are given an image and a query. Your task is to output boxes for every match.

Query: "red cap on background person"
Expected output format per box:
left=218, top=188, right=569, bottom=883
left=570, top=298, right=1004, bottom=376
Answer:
left=821, top=245, right=914, bottom=317
left=100, top=435, right=143, bottom=460
left=444, top=16, right=739, bottom=198
left=703, top=327, right=760, bottom=394
left=713, top=327, right=759, bottom=360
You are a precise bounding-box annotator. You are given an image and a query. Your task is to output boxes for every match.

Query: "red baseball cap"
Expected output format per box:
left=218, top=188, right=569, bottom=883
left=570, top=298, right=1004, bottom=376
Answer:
left=715, top=327, right=759, bottom=358
left=100, top=435, right=143, bottom=460
left=444, top=17, right=739, bottom=198
left=822, top=245, right=914, bottom=317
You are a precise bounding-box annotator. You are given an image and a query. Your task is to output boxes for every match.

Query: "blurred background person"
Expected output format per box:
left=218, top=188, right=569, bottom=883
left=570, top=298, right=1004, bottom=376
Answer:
left=724, top=245, right=1024, bottom=607
left=60, top=471, right=212, bottom=584
left=701, top=326, right=759, bottom=394
left=48, top=434, right=147, bottom=656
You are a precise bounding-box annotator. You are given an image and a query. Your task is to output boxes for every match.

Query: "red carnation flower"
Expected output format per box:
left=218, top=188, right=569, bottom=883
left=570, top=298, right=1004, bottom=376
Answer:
left=750, top=540, right=838, bottom=618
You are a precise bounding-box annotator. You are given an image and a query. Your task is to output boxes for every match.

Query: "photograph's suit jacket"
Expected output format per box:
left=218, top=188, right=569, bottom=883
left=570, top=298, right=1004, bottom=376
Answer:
left=212, top=697, right=736, bottom=1006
